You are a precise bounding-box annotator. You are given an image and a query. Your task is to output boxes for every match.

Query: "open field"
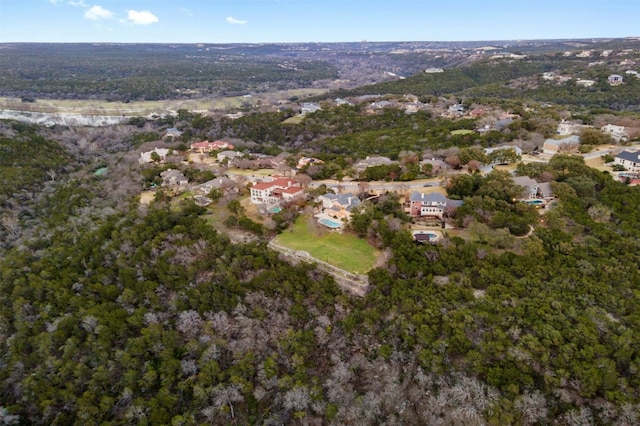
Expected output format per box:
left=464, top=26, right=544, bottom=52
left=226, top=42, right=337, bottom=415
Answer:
left=274, top=215, right=380, bottom=274
left=0, top=88, right=328, bottom=117
left=451, top=129, right=475, bottom=135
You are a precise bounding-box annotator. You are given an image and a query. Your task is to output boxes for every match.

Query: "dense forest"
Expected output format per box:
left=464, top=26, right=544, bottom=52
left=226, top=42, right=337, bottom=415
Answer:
left=1, top=102, right=639, bottom=424
left=1, top=38, right=640, bottom=424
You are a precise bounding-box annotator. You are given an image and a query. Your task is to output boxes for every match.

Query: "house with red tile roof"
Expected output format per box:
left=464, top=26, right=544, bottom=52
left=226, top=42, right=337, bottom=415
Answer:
left=249, top=178, right=304, bottom=205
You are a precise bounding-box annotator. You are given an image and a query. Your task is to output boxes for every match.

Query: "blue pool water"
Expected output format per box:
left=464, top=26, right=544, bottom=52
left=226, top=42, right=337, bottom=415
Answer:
left=415, top=231, right=438, bottom=239
left=525, top=200, right=545, bottom=205
left=319, top=218, right=342, bottom=228
left=269, top=206, right=282, bottom=213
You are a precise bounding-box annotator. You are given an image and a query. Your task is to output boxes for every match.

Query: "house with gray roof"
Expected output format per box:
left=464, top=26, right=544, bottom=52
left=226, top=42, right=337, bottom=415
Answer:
left=511, top=176, right=554, bottom=199
left=317, top=193, right=361, bottom=221
left=353, top=156, right=397, bottom=173
left=407, top=192, right=462, bottom=219
left=614, top=150, right=640, bottom=173
left=542, top=135, right=580, bottom=154
left=160, top=169, right=188, bottom=187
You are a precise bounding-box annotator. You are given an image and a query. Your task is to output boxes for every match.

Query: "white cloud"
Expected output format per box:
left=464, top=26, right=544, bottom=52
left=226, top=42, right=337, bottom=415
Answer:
left=67, top=0, right=87, bottom=6
left=226, top=16, right=248, bottom=25
left=126, top=10, right=159, bottom=25
left=84, top=5, right=113, bottom=20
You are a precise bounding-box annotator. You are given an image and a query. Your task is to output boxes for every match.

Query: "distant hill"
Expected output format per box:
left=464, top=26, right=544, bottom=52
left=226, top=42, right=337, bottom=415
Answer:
left=1, top=38, right=637, bottom=103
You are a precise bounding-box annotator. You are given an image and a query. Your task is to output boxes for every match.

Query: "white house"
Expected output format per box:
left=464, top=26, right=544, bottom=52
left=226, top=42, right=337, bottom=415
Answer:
left=139, top=148, right=170, bottom=164
left=601, top=124, right=629, bottom=142
left=249, top=178, right=304, bottom=205
left=614, top=150, right=640, bottom=173
left=216, top=150, right=244, bottom=164
left=608, top=74, right=624, bottom=86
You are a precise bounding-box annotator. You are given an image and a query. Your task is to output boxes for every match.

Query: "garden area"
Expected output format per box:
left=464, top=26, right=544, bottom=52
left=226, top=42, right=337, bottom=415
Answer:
left=273, top=214, right=380, bottom=274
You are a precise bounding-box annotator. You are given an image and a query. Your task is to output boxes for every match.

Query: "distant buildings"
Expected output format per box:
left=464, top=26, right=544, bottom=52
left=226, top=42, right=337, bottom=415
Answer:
left=300, top=103, right=321, bottom=115
left=576, top=79, right=596, bottom=87
left=608, top=74, right=624, bottom=86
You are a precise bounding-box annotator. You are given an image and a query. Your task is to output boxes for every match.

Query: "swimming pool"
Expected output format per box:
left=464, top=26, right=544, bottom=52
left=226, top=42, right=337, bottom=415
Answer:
left=269, top=206, right=282, bottom=214
left=413, top=231, right=439, bottom=242
left=525, top=199, right=545, bottom=206
left=319, top=218, right=342, bottom=228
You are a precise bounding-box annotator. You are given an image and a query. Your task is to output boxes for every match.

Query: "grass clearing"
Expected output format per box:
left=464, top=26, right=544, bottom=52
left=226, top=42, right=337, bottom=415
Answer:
left=451, top=129, right=475, bottom=135
left=0, top=88, right=329, bottom=117
left=274, top=215, right=379, bottom=274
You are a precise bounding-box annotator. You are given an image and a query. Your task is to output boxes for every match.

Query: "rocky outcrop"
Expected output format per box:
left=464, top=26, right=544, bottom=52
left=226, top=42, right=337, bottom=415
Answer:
left=0, top=109, right=130, bottom=127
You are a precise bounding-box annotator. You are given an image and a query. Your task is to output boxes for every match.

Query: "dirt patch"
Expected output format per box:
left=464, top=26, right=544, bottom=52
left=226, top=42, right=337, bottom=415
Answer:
left=139, top=190, right=155, bottom=205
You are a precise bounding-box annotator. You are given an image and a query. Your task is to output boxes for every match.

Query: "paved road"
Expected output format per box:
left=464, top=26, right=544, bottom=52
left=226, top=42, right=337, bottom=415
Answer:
left=308, top=178, right=445, bottom=193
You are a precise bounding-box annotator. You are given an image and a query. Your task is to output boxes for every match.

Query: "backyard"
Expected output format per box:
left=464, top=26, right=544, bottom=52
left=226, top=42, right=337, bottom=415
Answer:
left=273, top=214, right=380, bottom=274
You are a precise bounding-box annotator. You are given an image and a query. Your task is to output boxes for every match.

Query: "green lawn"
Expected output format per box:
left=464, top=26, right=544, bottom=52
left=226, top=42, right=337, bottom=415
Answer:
left=451, top=129, right=475, bottom=135
left=274, top=215, right=379, bottom=274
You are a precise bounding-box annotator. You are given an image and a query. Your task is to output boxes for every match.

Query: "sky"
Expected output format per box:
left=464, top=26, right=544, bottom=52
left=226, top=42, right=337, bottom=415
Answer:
left=0, top=0, right=638, bottom=44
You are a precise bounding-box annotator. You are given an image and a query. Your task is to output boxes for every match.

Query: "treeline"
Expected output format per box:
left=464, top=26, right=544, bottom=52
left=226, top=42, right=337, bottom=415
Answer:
left=0, top=44, right=337, bottom=101
left=1, top=119, right=639, bottom=424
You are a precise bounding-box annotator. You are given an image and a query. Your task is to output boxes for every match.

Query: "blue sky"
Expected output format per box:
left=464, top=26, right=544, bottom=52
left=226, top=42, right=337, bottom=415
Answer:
left=0, top=0, right=638, bottom=43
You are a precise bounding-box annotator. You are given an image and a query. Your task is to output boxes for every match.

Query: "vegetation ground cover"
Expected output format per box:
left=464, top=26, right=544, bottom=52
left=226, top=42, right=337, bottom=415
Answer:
left=274, top=214, right=379, bottom=274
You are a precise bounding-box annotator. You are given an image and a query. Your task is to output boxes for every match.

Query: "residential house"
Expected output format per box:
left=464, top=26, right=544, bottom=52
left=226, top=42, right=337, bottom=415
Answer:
left=165, top=127, right=183, bottom=139
left=512, top=176, right=540, bottom=199
left=420, top=158, right=450, bottom=175
left=190, top=140, right=235, bottom=153
left=511, top=176, right=554, bottom=199
left=557, top=121, right=592, bottom=136
left=353, top=156, right=397, bottom=173
left=139, top=148, right=170, bottom=164
left=407, top=192, right=462, bottom=219
left=614, top=150, right=640, bottom=173
left=601, top=124, right=629, bottom=142
left=366, top=100, right=394, bottom=114
left=448, top=104, right=465, bottom=114
left=216, top=150, right=244, bottom=164
left=193, top=177, right=236, bottom=196
left=576, top=79, right=596, bottom=87
left=301, top=103, right=321, bottom=115
left=542, top=135, right=581, bottom=154
left=317, top=193, right=361, bottom=221
left=335, top=98, right=353, bottom=106
left=484, top=145, right=523, bottom=157
left=297, top=157, right=325, bottom=169
left=160, top=169, right=188, bottom=186
left=249, top=178, right=304, bottom=205
left=608, top=74, right=624, bottom=86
